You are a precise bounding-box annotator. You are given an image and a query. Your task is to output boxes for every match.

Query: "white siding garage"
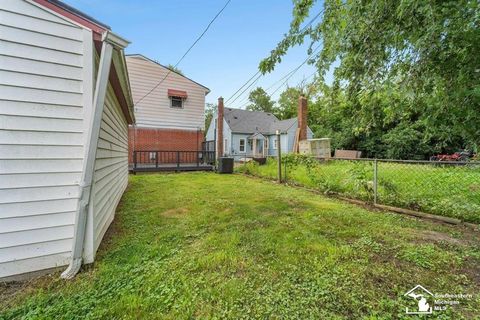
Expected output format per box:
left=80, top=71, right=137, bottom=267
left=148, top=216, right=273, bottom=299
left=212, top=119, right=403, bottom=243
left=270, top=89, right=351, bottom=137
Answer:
left=0, top=0, right=134, bottom=280
left=92, top=85, right=129, bottom=252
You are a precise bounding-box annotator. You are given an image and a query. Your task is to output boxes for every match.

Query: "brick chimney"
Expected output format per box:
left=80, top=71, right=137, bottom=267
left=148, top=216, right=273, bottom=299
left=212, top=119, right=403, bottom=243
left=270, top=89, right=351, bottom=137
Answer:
left=298, top=96, right=307, bottom=141
left=217, top=97, right=224, bottom=158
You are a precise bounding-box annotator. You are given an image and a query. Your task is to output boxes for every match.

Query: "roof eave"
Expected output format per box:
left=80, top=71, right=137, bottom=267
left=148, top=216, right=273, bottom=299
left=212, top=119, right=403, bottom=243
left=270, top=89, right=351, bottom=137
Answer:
left=126, top=54, right=210, bottom=93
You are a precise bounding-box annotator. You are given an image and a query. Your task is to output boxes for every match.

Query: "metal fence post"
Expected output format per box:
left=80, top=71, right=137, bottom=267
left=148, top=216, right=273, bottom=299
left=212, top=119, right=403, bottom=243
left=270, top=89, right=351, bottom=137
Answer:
left=176, top=151, right=180, bottom=171
left=373, top=159, right=378, bottom=204
left=276, top=130, right=282, bottom=183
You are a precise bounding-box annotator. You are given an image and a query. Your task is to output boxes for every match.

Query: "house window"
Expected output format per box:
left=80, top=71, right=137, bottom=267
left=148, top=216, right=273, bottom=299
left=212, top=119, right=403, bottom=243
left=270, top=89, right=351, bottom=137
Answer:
left=239, top=139, right=246, bottom=152
left=170, top=96, right=183, bottom=108
left=273, top=138, right=277, bottom=149
left=264, top=138, right=268, bottom=150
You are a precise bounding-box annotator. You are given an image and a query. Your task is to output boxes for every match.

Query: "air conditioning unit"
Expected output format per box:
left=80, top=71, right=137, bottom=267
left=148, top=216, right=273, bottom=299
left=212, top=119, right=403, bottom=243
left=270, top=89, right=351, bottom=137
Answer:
left=218, top=157, right=234, bottom=173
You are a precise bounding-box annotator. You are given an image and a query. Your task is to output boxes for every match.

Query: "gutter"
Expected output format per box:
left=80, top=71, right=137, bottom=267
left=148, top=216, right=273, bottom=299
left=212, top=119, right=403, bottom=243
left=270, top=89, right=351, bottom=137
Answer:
left=61, top=31, right=129, bottom=279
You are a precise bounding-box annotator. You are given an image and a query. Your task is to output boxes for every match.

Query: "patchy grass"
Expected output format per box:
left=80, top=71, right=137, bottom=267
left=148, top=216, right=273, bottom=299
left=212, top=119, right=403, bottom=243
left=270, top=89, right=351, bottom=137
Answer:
left=1, top=173, right=479, bottom=319
left=237, top=158, right=480, bottom=223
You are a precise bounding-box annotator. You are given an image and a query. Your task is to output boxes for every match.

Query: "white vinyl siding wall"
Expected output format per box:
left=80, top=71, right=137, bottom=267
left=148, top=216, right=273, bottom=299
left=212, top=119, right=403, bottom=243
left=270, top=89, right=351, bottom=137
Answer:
left=91, top=85, right=129, bottom=253
left=126, top=56, right=207, bottom=130
left=0, top=1, right=92, bottom=278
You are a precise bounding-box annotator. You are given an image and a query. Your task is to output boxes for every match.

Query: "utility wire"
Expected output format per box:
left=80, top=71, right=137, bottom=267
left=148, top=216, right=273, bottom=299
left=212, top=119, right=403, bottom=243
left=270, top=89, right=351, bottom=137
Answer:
left=235, top=75, right=262, bottom=106
left=225, top=73, right=263, bottom=107
left=237, top=44, right=321, bottom=109
left=225, top=8, right=324, bottom=106
left=238, top=64, right=318, bottom=110
left=134, top=0, right=232, bottom=106
left=268, top=48, right=320, bottom=97
left=224, top=71, right=261, bottom=104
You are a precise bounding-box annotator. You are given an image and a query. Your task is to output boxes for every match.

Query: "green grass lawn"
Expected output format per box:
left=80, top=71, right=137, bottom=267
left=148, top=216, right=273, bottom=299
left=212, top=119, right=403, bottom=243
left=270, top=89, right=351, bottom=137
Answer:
left=237, top=159, right=480, bottom=224
left=1, top=173, right=479, bottom=319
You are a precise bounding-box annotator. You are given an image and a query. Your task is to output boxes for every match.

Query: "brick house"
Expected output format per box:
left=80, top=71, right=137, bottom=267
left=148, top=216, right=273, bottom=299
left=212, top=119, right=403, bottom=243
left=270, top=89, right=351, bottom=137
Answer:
left=126, top=54, right=210, bottom=163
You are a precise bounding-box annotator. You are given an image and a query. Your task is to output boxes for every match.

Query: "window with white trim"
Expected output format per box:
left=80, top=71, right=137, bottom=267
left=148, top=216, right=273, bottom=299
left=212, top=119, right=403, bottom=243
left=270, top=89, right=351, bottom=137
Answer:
left=239, top=139, right=246, bottom=152
left=170, top=96, right=183, bottom=108
left=273, top=138, right=277, bottom=149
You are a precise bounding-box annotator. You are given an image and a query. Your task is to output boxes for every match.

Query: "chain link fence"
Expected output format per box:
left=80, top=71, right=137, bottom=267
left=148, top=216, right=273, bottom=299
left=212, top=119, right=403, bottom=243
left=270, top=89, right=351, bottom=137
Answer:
left=238, top=156, right=480, bottom=224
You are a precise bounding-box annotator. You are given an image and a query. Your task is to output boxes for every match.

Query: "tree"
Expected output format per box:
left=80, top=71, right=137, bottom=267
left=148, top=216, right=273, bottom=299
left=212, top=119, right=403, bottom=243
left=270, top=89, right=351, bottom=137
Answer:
left=246, top=87, right=274, bottom=113
left=204, top=103, right=217, bottom=135
left=276, top=87, right=303, bottom=120
left=260, top=0, right=480, bottom=158
left=166, top=64, right=184, bottom=75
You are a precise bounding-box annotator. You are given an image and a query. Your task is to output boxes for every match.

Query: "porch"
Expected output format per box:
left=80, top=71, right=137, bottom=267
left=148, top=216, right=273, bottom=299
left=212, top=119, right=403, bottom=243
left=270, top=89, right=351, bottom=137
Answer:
left=245, top=132, right=270, bottom=158
left=130, top=150, right=215, bottom=173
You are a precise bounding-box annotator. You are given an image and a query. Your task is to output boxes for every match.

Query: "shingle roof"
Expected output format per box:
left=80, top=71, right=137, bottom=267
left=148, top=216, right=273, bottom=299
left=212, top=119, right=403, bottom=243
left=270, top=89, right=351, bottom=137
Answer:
left=224, top=108, right=297, bottom=134
left=271, top=117, right=297, bottom=133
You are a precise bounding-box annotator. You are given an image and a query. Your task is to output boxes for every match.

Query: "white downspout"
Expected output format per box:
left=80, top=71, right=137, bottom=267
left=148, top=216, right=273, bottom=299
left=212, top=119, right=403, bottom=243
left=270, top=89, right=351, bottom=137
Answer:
left=61, top=31, right=126, bottom=279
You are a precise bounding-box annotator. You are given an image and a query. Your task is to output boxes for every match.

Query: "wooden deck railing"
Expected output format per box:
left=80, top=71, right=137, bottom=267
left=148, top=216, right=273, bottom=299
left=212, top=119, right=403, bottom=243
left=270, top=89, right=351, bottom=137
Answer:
left=132, top=150, right=215, bottom=172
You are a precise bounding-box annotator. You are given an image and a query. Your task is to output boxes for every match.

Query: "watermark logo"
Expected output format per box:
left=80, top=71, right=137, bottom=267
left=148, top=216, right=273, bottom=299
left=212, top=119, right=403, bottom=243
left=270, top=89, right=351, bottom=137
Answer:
left=404, top=285, right=433, bottom=315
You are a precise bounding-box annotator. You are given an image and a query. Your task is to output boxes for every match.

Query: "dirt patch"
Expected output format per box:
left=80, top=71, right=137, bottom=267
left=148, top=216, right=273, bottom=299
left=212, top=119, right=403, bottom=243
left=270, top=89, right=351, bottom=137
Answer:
left=0, top=281, right=26, bottom=305
left=468, top=183, right=480, bottom=192
left=409, top=226, right=480, bottom=248
left=461, top=256, right=480, bottom=286
left=0, top=272, right=61, bottom=310
left=417, top=230, right=466, bottom=246
left=161, top=207, right=189, bottom=218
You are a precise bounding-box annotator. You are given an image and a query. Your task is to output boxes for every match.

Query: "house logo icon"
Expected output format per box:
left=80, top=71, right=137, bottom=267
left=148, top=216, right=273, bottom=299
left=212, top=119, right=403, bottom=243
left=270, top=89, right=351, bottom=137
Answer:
left=404, top=285, right=433, bottom=314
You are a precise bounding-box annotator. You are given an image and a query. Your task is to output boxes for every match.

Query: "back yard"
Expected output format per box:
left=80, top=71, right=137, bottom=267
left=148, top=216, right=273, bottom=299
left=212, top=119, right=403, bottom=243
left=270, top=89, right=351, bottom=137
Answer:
left=238, top=158, right=480, bottom=223
left=1, top=173, right=479, bottom=319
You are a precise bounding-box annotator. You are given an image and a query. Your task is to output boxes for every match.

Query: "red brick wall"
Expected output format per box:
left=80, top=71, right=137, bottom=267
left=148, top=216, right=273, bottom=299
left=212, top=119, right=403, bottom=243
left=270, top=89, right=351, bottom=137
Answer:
left=128, top=127, right=203, bottom=163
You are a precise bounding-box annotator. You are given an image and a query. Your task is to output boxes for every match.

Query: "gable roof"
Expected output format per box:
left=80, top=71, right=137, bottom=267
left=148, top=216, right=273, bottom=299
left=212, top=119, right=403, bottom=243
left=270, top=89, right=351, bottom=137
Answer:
left=248, top=132, right=267, bottom=140
left=271, top=117, right=297, bottom=133
left=126, top=54, right=210, bottom=94
left=224, top=108, right=299, bottom=134
left=224, top=108, right=278, bottom=133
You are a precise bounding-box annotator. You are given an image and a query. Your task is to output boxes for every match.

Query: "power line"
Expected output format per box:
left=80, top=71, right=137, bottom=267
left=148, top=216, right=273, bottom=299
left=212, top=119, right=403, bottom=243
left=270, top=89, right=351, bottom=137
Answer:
left=268, top=49, right=320, bottom=97
left=234, top=57, right=311, bottom=108
left=238, top=67, right=318, bottom=110
left=225, top=73, right=263, bottom=107
left=234, top=74, right=262, bottom=105
left=134, top=0, right=232, bottom=106
left=224, top=8, right=324, bottom=106
left=237, top=44, right=321, bottom=109
left=224, top=70, right=261, bottom=104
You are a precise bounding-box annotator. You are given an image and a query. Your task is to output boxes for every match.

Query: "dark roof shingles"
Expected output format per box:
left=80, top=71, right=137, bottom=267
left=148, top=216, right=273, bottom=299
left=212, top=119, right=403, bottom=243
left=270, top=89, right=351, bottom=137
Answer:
left=224, top=108, right=297, bottom=134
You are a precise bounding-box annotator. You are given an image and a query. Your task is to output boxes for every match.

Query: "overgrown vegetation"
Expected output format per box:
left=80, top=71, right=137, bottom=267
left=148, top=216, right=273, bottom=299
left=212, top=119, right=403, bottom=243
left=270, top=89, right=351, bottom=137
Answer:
left=1, top=173, right=479, bottom=318
left=237, top=155, right=480, bottom=223
left=257, top=0, right=480, bottom=159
